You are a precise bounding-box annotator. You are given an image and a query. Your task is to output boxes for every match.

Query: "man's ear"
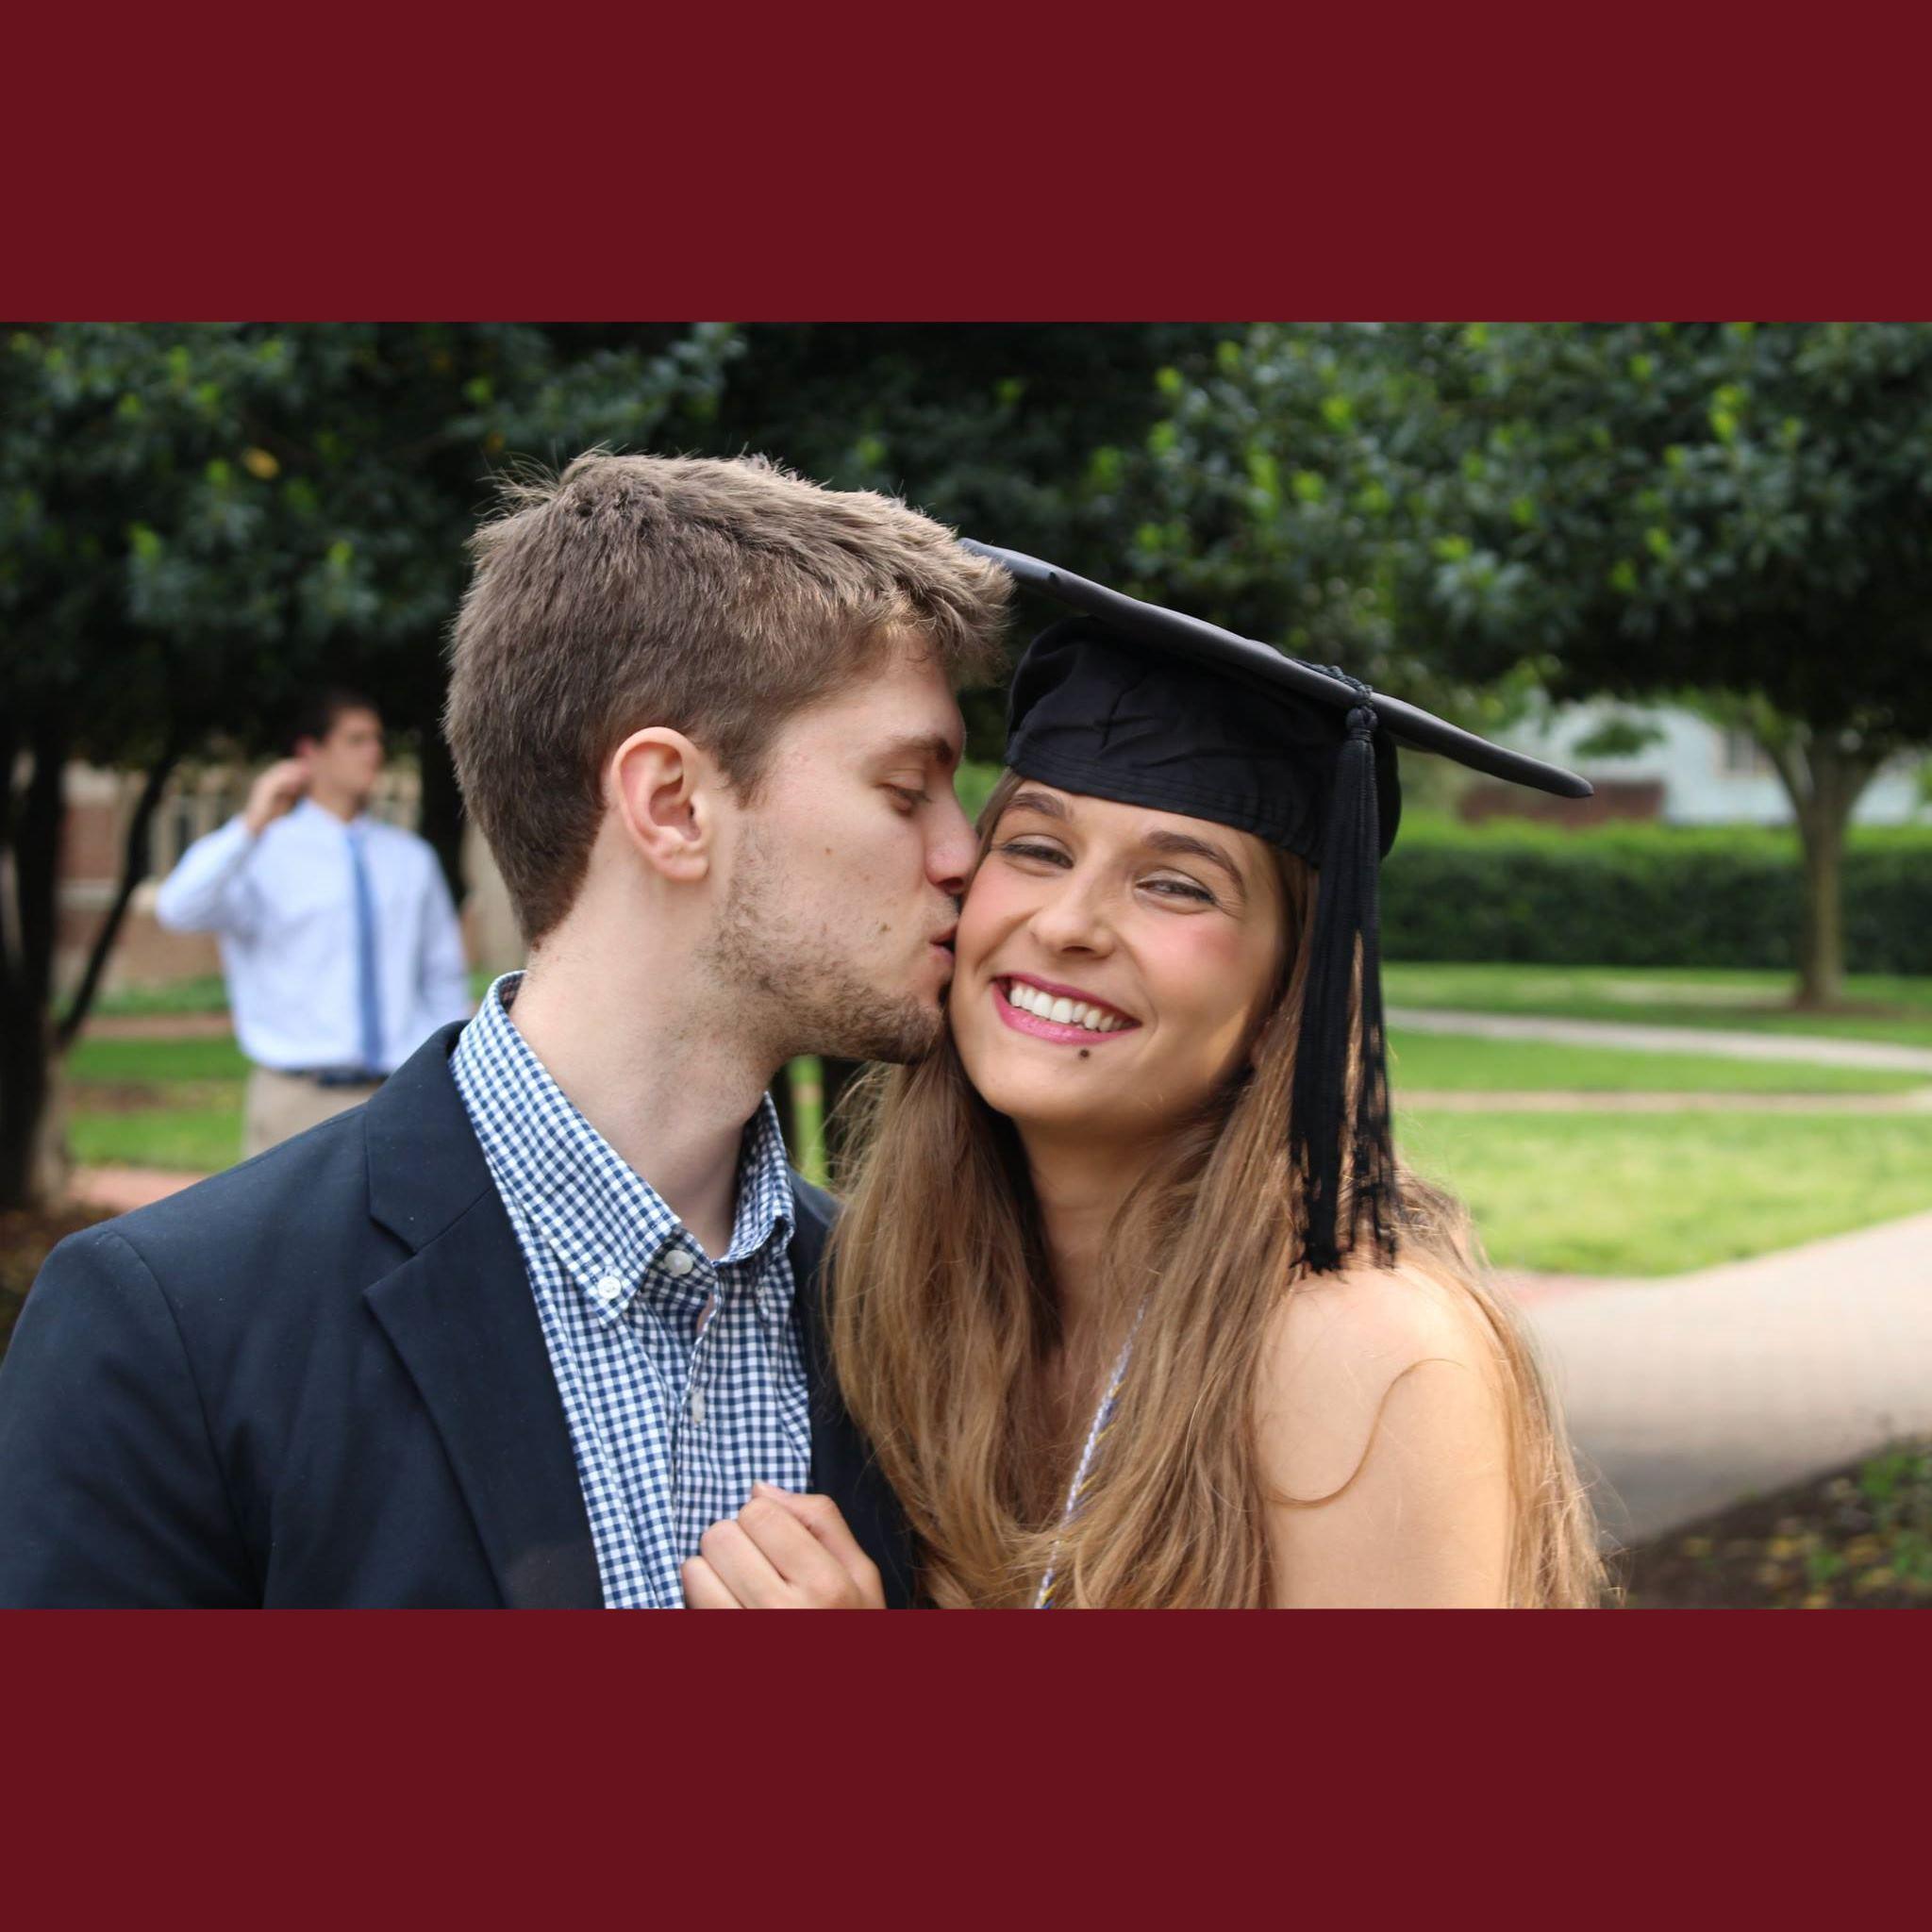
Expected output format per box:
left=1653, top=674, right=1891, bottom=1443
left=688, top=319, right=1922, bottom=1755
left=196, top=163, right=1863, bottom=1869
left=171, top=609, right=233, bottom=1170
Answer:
left=609, top=728, right=716, bottom=883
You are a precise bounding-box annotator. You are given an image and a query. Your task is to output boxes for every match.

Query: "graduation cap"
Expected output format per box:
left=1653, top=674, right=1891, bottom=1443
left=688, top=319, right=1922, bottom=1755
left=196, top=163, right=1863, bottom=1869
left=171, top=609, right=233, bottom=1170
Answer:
left=958, top=540, right=1592, bottom=1276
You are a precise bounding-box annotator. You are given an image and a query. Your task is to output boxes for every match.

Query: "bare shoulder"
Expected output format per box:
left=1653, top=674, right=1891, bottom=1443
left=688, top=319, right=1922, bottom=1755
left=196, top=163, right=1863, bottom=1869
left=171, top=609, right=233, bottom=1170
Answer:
left=1255, top=1255, right=1506, bottom=1507
left=1253, top=1256, right=1517, bottom=1606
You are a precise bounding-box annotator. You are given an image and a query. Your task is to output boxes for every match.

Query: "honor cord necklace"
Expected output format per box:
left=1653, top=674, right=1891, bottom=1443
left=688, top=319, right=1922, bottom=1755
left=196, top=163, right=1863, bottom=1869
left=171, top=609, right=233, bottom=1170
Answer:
left=1034, top=1311, right=1143, bottom=1609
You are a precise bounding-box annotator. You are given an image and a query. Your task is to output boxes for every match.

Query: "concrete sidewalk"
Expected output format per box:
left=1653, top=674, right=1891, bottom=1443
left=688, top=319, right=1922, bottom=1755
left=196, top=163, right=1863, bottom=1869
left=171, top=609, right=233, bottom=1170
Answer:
left=71, top=1166, right=207, bottom=1214
left=1390, top=1005, right=1932, bottom=1074
left=1519, top=1208, right=1932, bottom=1546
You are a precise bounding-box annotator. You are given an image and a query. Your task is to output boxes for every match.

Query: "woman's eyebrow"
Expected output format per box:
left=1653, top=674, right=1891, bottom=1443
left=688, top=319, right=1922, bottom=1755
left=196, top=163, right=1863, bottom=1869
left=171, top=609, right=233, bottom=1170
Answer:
left=1003, top=787, right=1070, bottom=821
left=1141, top=829, right=1247, bottom=895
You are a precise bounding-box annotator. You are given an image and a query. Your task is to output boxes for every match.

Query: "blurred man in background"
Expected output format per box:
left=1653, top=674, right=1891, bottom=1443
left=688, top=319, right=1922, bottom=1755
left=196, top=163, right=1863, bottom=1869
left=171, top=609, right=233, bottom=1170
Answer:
left=156, top=690, right=472, bottom=1156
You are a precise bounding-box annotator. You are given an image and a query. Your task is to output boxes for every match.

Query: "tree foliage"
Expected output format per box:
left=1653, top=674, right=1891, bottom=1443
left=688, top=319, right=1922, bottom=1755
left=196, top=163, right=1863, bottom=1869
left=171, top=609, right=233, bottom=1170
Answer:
left=0, top=323, right=739, bottom=1206
left=5, top=324, right=740, bottom=757
left=0, top=321, right=1205, bottom=1205
left=1135, top=323, right=1932, bottom=1002
left=634, top=322, right=1224, bottom=756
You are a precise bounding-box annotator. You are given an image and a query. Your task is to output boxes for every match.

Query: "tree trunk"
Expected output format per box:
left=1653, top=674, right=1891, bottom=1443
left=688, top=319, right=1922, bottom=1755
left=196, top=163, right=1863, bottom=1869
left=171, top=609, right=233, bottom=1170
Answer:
left=0, top=724, right=68, bottom=1211
left=55, top=743, right=181, bottom=1051
left=0, top=1016, right=59, bottom=1213
left=1794, top=802, right=1848, bottom=1008
left=1761, top=731, right=1878, bottom=1012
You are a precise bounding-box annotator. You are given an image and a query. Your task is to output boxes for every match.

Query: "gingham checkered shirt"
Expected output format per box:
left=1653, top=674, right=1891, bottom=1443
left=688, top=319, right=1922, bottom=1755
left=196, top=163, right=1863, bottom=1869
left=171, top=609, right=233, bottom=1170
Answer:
left=451, top=973, right=809, bottom=1608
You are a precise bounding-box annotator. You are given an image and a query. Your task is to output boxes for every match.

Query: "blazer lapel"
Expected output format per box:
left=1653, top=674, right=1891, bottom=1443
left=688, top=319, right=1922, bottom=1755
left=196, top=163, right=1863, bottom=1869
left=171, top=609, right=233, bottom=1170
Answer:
left=361, top=1028, right=602, bottom=1609
left=791, top=1180, right=915, bottom=1608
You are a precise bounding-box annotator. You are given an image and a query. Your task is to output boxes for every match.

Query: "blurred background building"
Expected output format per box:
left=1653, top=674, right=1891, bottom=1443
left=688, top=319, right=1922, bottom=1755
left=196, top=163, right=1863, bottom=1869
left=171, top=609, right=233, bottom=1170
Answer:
left=1484, top=702, right=1932, bottom=828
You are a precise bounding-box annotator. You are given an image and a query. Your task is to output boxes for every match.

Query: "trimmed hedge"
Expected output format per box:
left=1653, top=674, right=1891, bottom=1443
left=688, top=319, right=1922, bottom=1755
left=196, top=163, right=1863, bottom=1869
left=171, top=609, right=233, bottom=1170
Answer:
left=1380, top=816, right=1932, bottom=973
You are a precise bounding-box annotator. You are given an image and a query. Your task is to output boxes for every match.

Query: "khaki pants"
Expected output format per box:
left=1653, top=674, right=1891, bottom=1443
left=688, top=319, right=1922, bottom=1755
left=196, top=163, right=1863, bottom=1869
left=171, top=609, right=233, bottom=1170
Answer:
left=243, top=1067, right=384, bottom=1159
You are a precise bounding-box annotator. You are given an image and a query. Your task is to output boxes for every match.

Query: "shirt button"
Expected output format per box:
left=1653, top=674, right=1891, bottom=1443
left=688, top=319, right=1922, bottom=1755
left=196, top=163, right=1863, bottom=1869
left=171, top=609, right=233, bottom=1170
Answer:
left=594, top=1274, right=625, bottom=1304
left=661, top=1249, right=696, bottom=1278
left=690, top=1390, right=708, bottom=1426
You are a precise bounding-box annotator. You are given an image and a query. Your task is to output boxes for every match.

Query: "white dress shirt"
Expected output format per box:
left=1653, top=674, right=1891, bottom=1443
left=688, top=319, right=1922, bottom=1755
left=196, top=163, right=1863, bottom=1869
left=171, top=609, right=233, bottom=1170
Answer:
left=155, top=798, right=473, bottom=1074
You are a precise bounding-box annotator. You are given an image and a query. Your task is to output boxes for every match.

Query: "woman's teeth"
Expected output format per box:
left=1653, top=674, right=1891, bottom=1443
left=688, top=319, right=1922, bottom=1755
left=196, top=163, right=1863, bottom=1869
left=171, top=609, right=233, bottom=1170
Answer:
left=1005, top=981, right=1128, bottom=1032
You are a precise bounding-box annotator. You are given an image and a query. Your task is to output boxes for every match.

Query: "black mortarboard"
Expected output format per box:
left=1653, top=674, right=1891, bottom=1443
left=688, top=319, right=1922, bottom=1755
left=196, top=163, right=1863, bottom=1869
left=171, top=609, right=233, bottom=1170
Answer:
left=959, top=540, right=1592, bottom=1276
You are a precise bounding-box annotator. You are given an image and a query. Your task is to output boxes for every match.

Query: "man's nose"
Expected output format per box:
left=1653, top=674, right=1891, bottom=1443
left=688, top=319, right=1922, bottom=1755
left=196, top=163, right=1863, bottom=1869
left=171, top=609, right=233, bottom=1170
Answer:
left=927, top=791, right=977, bottom=901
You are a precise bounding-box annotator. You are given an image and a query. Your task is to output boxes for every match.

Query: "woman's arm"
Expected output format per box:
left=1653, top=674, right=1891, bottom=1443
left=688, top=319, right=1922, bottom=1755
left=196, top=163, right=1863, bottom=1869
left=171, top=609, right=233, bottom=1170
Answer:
left=1255, top=1262, right=1514, bottom=1608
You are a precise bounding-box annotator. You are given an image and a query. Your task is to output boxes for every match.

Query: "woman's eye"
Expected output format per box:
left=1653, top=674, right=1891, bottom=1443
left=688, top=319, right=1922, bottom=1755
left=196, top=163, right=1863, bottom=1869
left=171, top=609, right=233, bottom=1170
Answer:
left=1144, top=875, right=1216, bottom=905
left=997, top=839, right=1070, bottom=867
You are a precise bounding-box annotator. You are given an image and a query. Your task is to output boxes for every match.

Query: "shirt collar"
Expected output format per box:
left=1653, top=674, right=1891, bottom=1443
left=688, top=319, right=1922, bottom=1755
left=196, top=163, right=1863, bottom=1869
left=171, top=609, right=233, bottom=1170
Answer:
left=291, top=797, right=374, bottom=836
left=454, top=972, right=795, bottom=1320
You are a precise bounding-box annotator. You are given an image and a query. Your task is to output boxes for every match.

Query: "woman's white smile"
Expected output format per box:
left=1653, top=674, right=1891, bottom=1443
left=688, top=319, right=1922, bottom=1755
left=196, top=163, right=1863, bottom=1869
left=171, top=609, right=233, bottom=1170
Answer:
left=993, top=976, right=1141, bottom=1042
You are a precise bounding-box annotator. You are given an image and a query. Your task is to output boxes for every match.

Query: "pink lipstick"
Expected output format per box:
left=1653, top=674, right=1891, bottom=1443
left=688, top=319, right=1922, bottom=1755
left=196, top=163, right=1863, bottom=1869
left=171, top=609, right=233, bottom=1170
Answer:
left=992, top=978, right=1141, bottom=1046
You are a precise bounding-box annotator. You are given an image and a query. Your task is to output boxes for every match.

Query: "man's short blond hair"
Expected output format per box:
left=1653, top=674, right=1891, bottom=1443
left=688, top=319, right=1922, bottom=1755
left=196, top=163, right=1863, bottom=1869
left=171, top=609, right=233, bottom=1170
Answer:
left=446, top=452, right=1010, bottom=941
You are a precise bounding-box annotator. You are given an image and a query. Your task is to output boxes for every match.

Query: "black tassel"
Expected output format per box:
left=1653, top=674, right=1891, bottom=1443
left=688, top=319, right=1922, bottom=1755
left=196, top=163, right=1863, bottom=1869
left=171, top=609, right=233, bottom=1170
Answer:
left=1290, top=703, right=1397, bottom=1274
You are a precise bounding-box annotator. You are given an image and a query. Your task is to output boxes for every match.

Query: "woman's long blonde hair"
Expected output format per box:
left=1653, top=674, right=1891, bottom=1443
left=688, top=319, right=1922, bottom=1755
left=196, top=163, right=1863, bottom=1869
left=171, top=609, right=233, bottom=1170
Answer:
left=828, top=773, right=1606, bottom=1607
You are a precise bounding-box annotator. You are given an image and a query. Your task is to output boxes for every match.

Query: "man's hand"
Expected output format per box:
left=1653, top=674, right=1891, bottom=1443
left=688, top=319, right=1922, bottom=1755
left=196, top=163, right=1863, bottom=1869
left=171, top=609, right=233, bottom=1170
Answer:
left=243, top=758, right=311, bottom=836
left=682, top=1484, right=886, bottom=1609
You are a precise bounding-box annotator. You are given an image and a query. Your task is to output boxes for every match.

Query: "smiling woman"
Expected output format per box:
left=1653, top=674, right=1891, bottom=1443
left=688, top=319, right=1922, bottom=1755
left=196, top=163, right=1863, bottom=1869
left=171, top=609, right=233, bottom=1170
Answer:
left=808, top=548, right=1607, bottom=1610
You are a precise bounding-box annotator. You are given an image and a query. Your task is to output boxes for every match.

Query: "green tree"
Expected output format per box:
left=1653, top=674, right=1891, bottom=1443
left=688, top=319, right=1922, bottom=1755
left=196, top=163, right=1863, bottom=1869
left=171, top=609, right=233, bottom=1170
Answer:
left=0, top=321, right=1208, bottom=1207
left=659, top=323, right=1223, bottom=757
left=0, top=323, right=733, bottom=1209
left=1137, top=323, right=1932, bottom=1007
left=2, top=325, right=291, bottom=1208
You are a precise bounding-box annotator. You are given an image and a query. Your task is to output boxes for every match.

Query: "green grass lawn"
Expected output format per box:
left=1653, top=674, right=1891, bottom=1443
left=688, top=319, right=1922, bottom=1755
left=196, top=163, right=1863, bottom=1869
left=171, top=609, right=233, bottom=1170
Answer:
left=1384, top=963, right=1932, bottom=1049
left=68, top=1102, right=245, bottom=1173
left=66, top=1034, right=247, bottom=1172
left=1387, top=1029, right=1925, bottom=1094
left=69, top=1035, right=251, bottom=1084
left=1401, top=1108, right=1932, bottom=1274
left=93, top=974, right=231, bottom=1017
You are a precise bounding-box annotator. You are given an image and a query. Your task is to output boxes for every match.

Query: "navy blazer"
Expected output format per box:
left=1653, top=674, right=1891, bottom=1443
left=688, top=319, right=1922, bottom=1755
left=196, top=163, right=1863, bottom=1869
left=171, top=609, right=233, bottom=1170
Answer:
left=0, top=1025, right=912, bottom=1608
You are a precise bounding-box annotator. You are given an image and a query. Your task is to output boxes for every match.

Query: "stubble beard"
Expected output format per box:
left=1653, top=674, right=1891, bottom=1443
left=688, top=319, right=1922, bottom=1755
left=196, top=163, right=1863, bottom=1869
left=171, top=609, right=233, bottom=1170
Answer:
left=708, top=832, right=945, bottom=1068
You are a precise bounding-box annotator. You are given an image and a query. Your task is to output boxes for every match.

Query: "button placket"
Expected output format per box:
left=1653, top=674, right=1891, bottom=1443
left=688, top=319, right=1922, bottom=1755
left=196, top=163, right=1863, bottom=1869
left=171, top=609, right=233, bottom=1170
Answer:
left=668, top=1253, right=721, bottom=1501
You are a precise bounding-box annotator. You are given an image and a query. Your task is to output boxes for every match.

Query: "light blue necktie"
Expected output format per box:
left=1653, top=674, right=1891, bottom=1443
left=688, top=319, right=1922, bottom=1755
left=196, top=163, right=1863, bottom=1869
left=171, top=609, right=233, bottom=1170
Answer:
left=346, top=823, right=383, bottom=1073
